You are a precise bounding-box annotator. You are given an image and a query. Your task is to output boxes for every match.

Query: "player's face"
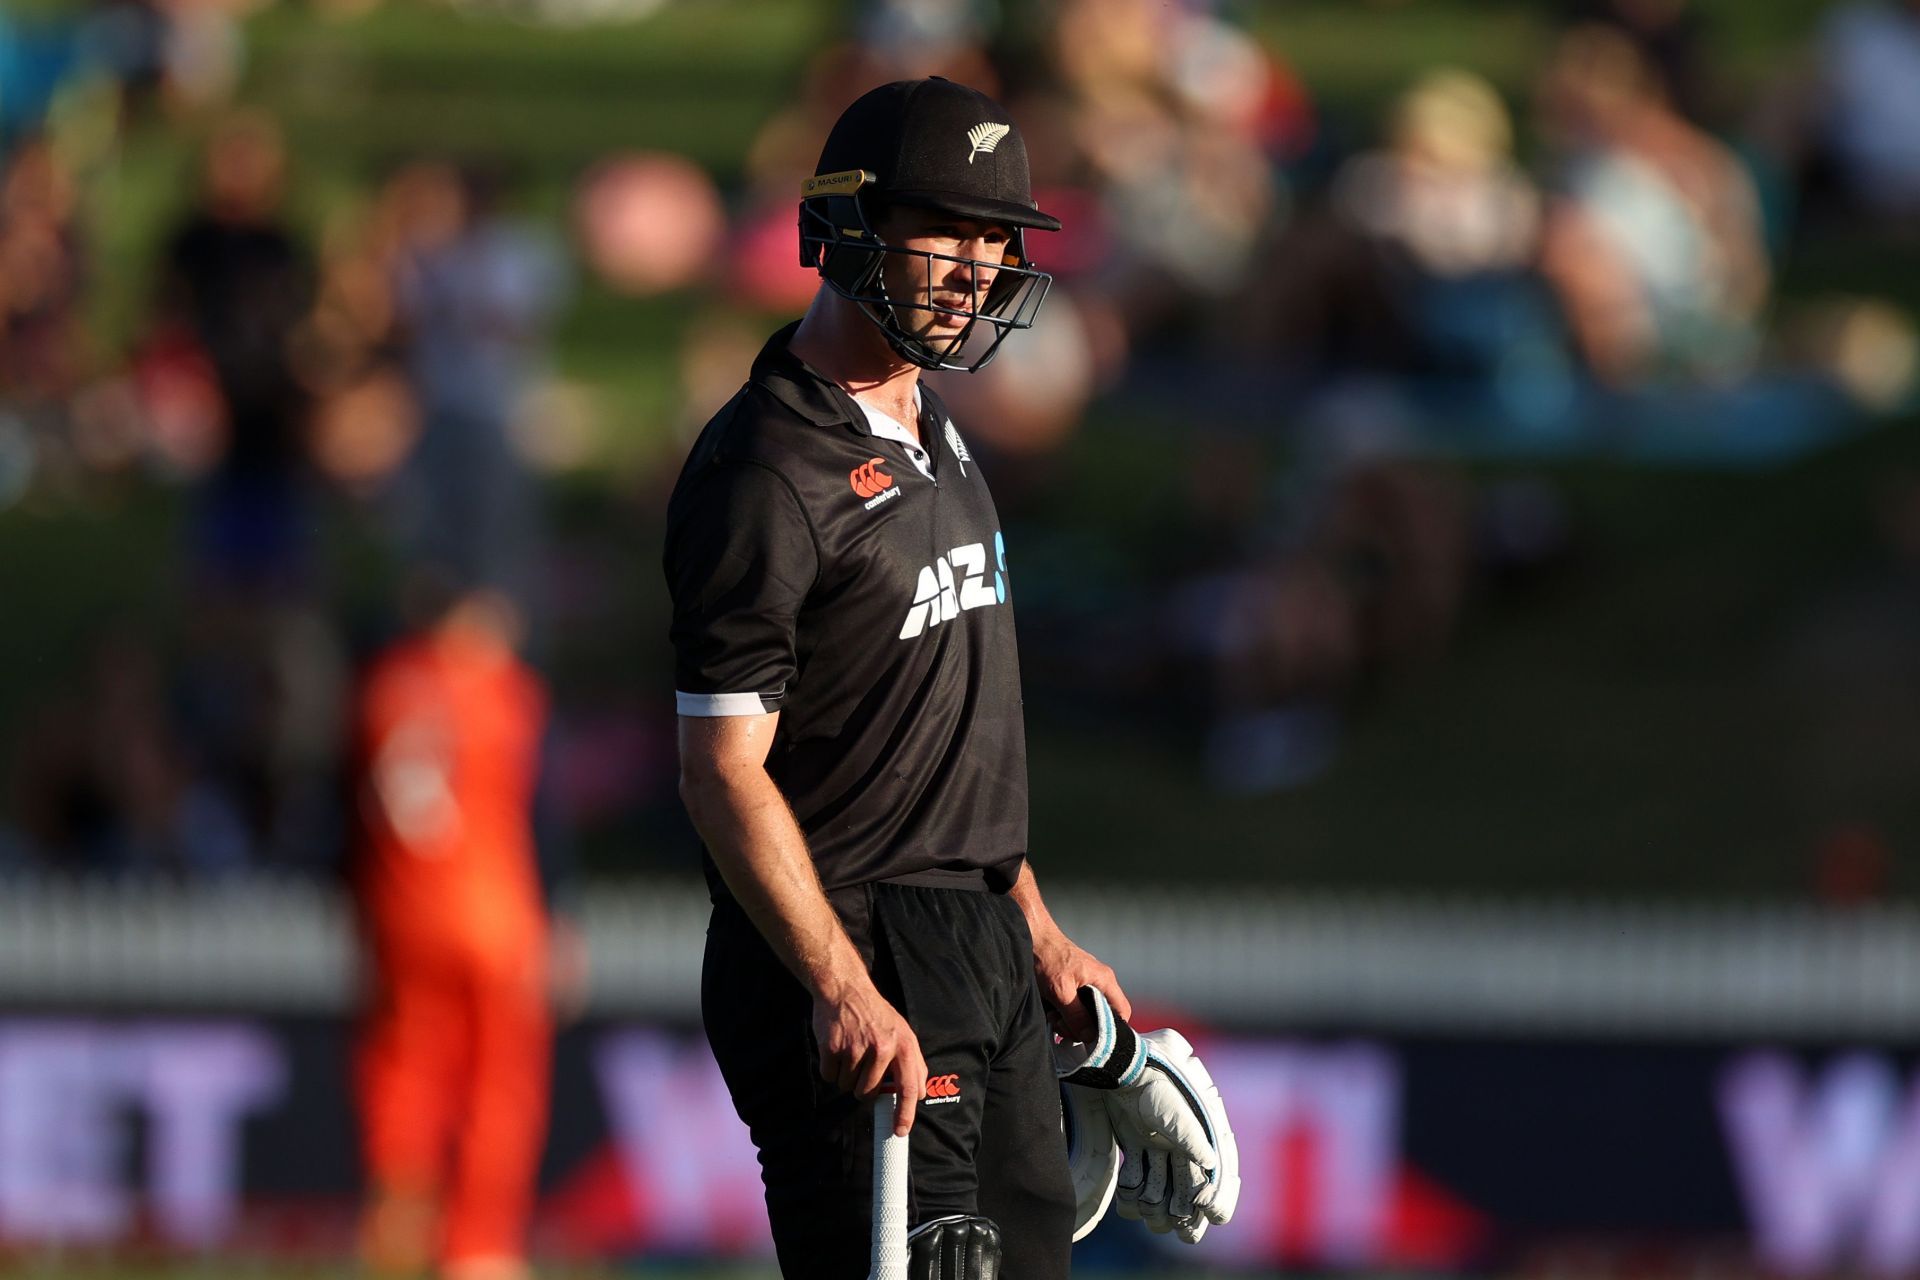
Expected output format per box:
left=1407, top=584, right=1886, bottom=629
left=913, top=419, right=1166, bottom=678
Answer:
left=876, top=208, right=1012, bottom=353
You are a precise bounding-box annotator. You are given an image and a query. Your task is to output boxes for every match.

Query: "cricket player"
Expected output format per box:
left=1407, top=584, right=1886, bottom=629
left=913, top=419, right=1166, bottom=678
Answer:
left=667, top=78, right=1234, bottom=1280
left=349, top=579, right=554, bottom=1280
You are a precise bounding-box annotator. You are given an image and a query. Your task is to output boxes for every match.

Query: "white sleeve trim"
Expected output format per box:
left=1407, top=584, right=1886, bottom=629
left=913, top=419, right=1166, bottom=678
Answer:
left=676, top=690, right=774, bottom=717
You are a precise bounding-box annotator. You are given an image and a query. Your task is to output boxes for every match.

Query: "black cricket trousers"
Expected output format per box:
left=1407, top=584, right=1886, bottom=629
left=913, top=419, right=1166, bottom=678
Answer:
left=703, top=877, right=1074, bottom=1280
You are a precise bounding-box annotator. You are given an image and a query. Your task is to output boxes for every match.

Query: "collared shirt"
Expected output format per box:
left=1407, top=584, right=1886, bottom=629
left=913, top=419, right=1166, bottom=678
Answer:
left=856, top=391, right=935, bottom=481
left=664, top=322, right=1027, bottom=893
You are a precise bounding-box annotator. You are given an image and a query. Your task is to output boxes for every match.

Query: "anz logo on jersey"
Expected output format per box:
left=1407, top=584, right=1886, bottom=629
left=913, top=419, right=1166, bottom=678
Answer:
left=899, top=532, right=1008, bottom=640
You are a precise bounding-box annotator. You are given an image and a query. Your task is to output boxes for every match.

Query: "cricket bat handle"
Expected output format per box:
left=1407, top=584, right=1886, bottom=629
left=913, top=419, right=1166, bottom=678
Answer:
left=869, top=1093, right=910, bottom=1280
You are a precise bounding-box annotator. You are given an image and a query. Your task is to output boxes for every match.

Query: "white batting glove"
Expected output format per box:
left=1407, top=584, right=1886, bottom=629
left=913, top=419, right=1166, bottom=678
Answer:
left=1108, top=1029, right=1239, bottom=1240
left=1054, top=989, right=1240, bottom=1244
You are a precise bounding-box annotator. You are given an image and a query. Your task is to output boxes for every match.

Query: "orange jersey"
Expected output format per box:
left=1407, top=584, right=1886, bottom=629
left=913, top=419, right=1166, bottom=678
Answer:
left=351, top=630, right=549, bottom=956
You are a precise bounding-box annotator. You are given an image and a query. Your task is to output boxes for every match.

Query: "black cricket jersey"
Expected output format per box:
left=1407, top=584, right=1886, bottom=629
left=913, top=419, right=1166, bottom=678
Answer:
left=665, top=322, right=1029, bottom=893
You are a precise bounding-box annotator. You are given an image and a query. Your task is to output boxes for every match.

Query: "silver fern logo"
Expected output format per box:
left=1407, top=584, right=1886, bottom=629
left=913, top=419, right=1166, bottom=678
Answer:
left=966, top=122, right=1011, bottom=164
left=944, top=420, right=971, bottom=476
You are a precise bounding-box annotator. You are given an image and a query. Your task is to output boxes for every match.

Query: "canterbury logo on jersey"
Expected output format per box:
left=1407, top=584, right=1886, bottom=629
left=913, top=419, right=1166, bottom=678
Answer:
left=850, top=457, right=892, bottom=498
left=925, top=1073, right=962, bottom=1103
left=899, top=532, right=1007, bottom=640
left=850, top=457, right=900, bottom=509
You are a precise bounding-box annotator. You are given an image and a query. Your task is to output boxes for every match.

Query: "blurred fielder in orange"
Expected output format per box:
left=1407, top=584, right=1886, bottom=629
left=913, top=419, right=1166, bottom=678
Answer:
left=349, top=577, right=576, bottom=1280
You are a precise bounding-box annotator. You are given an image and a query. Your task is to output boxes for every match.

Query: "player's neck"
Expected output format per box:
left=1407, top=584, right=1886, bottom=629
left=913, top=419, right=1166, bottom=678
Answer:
left=790, top=290, right=923, bottom=439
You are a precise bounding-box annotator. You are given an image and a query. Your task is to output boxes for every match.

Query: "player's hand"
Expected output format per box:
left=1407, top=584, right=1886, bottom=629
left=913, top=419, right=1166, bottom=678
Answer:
left=812, top=980, right=927, bottom=1135
left=1031, top=927, right=1131, bottom=1041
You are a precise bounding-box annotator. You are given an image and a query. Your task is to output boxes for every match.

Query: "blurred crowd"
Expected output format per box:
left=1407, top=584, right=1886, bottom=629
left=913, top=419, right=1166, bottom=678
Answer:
left=4, top=0, right=1920, bottom=877
left=1, top=0, right=569, bottom=874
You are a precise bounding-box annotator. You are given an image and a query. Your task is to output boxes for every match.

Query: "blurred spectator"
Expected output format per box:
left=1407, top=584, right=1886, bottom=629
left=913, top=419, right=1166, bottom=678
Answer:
left=1241, top=70, right=1545, bottom=390
left=0, top=135, right=86, bottom=423
left=80, top=0, right=244, bottom=121
left=1535, top=24, right=1769, bottom=384
left=1044, top=0, right=1283, bottom=340
left=146, top=112, right=348, bottom=870
left=155, top=110, right=315, bottom=589
left=1170, top=458, right=1472, bottom=793
left=572, top=152, right=723, bottom=297
left=1321, top=70, right=1561, bottom=394
left=84, top=0, right=170, bottom=116
left=172, top=588, right=349, bottom=869
left=384, top=161, right=567, bottom=619
left=350, top=574, right=562, bottom=1280
left=294, top=174, right=426, bottom=495
left=1337, top=71, right=1539, bottom=284
left=152, top=0, right=244, bottom=113
left=1776, top=296, right=1920, bottom=413
left=0, top=11, right=83, bottom=151
left=1563, top=0, right=1715, bottom=124
left=1815, top=0, right=1920, bottom=224
left=8, top=633, right=253, bottom=874
left=857, top=0, right=997, bottom=80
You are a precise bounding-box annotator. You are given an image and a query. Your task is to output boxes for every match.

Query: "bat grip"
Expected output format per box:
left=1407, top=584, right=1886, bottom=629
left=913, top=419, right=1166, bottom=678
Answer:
left=869, top=1092, right=910, bottom=1280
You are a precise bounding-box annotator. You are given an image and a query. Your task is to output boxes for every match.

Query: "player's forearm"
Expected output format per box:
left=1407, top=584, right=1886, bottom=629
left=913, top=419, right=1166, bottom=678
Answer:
left=1009, top=861, right=1065, bottom=947
left=1010, top=860, right=1133, bottom=1025
left=680, top=767, right=872, bottom=1000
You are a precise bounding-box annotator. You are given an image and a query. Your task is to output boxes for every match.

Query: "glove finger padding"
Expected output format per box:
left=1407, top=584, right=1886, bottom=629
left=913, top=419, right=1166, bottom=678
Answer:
left=1110, top=1112, right=1146, bottom=1221
left=1170, top=1154, right=1218, bottom=1240
left=1115, top=1143, right=1177, bottom=1233
left=907, top=1214, right=1000, bottom=1280
left=1169, top=1157, right=1208, bottom=1220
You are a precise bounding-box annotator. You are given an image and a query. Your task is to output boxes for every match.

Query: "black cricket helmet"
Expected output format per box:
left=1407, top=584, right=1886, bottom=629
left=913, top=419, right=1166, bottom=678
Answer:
left=799, top=77, right=1057, bottom=373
